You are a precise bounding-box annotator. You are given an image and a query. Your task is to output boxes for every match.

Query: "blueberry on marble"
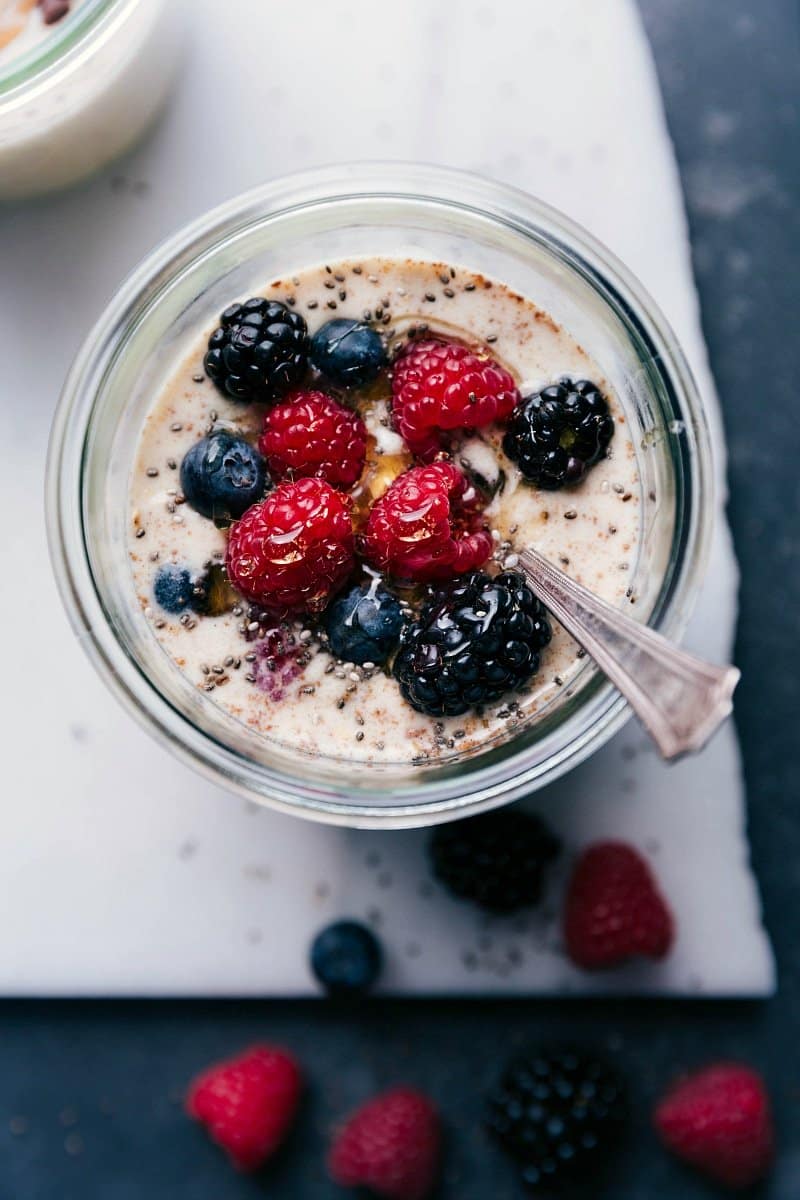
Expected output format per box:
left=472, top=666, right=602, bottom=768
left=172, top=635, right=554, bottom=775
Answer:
left=180, top=430, right=268, bottom=522
left=310, top=920, right=383, bottom=996
left=310, top=318, right=387, bottom=387
left=324, top=583, right=404, bottom=665
left=153, top=563, right=193, bottom=614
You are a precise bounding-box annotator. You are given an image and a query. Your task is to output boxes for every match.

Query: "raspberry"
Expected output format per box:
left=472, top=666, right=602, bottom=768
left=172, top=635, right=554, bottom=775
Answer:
left=654, top=1063, right=774, bottom=1189
left=258, top=390, right=367, bottom=489
left=328, top=1088, right=441, bottom=1200
left=391, top=337, right=519, bottom=460
left=564, top=841, right=674, bottom=969
left=361, top=463, right=492, bottom=583
left=226, top=478, right=355, bottom=615
left=186, top=1044, right=301, bottom=1172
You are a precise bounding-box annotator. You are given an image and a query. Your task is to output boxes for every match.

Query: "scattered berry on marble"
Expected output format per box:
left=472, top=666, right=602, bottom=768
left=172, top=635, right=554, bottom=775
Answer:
left=310, top=920, right=383, bottom=996
left=180, top=430, right=269, bottom=523
left=225, top=478, right=355, bottom=615
left=393, top=571, right=551, bottom=717
left=391, top=337, right=519, bottom=461
left=486, top=1046, right=628, bottom=1192
left=324, top=582, right=405, bottom=666
left=328, top=1087, right=441, bottom=1200
left=362, top=462, right=492, bottom=583
left=204, top=298, right=309, bottom=403
left=153, top=562, right=193, bottom=614
left=654, top=1062, right=774, bottom=1190
left=259, top=389, right=367, bottom=489
left=564, top=841, right=674, bottom=969
left=186, top=1044, right=301, bottom=1172
left=503, top=378, right=615, bottom=489
left=310, top=317, right=387, bottom=387
left=429, top=808, right=560, bottom=913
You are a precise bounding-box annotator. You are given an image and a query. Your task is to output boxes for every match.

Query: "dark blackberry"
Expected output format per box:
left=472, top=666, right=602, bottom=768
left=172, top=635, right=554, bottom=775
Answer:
left=392, top=571, right=551, bottom=717
left=503, top=378, right=615, bottom=489
left=204, top=298, right=309, bottom=403
left=429, top=809, right=560, bottom=913
left=487, top=1047, right=628, bottom=1192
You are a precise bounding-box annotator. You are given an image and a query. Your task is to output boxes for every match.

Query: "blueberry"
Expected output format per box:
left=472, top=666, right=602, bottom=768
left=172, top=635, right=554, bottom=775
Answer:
left=310, top=318, right=386, bottom=387
left=180, top=430, right=268, bottom=522
left=310, top=920, right=383, bottom=996
left=153, top=563, right=193, bottom=614
left=324, top=583, right=404, bottom=665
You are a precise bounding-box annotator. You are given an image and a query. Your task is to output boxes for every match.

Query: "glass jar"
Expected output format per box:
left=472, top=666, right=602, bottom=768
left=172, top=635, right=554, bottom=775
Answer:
left=0, top=0, right=184, bottom=199
left=46, top=163, right=714, bottom=827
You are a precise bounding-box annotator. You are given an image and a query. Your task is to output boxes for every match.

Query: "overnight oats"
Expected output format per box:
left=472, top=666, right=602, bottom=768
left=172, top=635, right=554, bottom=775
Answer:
left=0, top=0, right=183, bottom=199
left=128, top=257, right=640, bottom=767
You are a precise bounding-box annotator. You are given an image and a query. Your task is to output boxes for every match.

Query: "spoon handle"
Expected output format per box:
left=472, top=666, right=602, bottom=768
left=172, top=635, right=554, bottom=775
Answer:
left=518, top=547, right=739, bottom=760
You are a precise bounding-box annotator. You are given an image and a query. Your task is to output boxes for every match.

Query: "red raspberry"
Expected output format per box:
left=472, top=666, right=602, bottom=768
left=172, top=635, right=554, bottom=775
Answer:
left=186, top=1044, right=301, bottom=1172
left=564, top=841, right=674, bottom=969
left=328, top=1087, right=441, bottom=1200
left=361, top=462, right=492, bottom=582
left=391, top=337, right=519, bottom=460
left=654, top=1063, right=774, bottom=1189
left=258, top=389, right=367, bottom=489
left=226, top=478, right=355, bottom=615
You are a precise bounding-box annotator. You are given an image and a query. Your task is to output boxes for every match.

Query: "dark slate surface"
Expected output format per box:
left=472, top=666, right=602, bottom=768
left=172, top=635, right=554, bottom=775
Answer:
left=1, top=2, right=798, bottom=1197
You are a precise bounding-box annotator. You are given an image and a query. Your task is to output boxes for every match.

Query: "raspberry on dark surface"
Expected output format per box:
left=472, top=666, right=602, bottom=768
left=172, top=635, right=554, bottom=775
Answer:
left=259, top=389, right=367, bottom=489
left=328, top=1087, right=441, bottom=1200
left=654, top=1063, right=775, bottom=1190
left=393, top=570, right=551, bottom=717
left=204, top=298, right=309, bottom=404
left=486, top=1047, right=628, bottom=1193
left=225, top=478, right=355, bottom=616
left=361, top=462, right=492, bottom=583
left=429, top=808, right=560, bottom=913
left=186, top=1044, right=301, bottom=1173
left=391, top=337, right=520, bottom=460
left=503, top=378, right=615, bottom=490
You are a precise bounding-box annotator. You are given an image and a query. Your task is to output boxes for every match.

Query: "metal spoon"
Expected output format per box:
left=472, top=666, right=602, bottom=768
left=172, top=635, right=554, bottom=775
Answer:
left=518, top=547, right=739, bottom=759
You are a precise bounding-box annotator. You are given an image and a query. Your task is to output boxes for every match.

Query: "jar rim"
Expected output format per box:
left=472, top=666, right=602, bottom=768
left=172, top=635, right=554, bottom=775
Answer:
left=0, top=0, right=119, bottom=98
left=46, top=162, right=714, bottom=828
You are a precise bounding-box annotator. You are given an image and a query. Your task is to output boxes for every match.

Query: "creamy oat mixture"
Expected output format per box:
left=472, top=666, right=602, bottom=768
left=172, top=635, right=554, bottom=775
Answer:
left=128, top=257, right=641, bottom=766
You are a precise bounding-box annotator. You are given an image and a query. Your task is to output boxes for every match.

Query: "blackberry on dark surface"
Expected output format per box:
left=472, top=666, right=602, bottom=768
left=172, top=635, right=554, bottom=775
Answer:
left=503, top=378, right=615, bottom=490
left=392, top=571, right=551, bottom=717
left=487, top=1047, right=628, bottom=1193
left=429, top=809, right=560, bottom=913
left=204, top=298, right=310, bottom=403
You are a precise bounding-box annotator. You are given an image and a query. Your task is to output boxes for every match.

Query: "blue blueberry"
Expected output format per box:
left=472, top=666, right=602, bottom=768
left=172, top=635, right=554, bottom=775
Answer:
left=310, top=920, right=383, bottom=996
left=310, top=318, right=387, bottom=387
left=153, top=563, right=193, bottom=614
left=180, top=430, right=268, bottom=523
left=324, top=583, right=404, bottom=665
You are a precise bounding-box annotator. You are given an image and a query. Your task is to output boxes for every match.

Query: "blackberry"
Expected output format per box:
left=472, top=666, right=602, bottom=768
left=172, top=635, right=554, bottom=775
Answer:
left=393, top=571, right=551, bottom=717
left=487, top=1047, right=628, bottom=1192
left=503, top=378, right=614, bottom=489
left=204, top=298, right=309, bottom=403
left=429, top=809, right=560, bottom=913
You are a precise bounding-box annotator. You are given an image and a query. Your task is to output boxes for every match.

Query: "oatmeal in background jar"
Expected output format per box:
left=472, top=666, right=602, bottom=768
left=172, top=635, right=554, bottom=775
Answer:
left=0, top=0, right=185, bottom=199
